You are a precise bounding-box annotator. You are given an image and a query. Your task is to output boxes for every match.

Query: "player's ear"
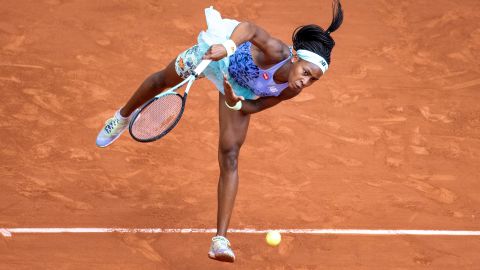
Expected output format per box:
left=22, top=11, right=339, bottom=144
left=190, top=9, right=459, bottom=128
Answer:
left=291, top=53, right=299, bottom=63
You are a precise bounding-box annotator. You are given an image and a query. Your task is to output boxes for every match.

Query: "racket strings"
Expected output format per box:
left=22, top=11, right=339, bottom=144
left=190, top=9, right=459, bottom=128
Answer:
left=130, top=94, right=183, bottom=141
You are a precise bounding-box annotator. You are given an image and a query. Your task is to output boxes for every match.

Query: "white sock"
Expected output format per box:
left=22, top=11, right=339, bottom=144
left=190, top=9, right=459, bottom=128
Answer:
left=115, top=109, right=129, bottom=121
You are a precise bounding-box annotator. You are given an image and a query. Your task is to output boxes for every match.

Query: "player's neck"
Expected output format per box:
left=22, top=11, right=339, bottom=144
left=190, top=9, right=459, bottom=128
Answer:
left=273, top=60, right=292, bottom=84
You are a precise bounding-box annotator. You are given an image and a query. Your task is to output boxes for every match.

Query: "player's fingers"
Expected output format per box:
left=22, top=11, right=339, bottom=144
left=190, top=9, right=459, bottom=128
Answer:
left=223, top=76, right=236, bottom=101
left=202, top=52, right=211, bottom=60
left=223, top=78, right=232, bottom=90
left=202, top=47, right=213, bottom=60
left=223, top=74, right=234, bottom=88
left=205, top=44, right=227, bottom=61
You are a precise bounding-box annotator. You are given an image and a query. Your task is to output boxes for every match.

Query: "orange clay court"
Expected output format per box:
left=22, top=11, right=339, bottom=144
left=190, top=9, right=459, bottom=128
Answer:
left=1, top=0, right=480, bottom=269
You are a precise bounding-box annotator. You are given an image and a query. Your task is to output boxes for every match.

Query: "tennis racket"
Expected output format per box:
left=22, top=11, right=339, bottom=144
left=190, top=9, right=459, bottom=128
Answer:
left=129, top=60, right=211, bottom=142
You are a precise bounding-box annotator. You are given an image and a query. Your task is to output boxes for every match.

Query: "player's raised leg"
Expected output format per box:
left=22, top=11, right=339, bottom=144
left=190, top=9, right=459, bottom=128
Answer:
left=96, top=45, right=203, bottom=147
left=208, top=92, right=251, bottom=263
left=120, top=60, right=184, bottom=118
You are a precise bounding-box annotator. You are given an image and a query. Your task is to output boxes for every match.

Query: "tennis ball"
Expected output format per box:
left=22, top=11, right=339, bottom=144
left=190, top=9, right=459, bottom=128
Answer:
left=266, top=231, right=281, bottom=246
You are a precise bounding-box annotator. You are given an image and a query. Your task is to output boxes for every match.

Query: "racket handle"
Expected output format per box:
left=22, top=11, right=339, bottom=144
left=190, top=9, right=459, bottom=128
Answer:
left=193, top=60, right=212, bottom=77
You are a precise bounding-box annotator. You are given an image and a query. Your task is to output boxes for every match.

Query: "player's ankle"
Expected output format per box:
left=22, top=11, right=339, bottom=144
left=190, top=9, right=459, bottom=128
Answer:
left=116, top=109, right=130, bottom=121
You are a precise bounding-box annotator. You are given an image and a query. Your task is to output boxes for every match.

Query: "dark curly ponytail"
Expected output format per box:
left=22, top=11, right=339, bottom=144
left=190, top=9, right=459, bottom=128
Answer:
left=292, top=0, right=343, bottom=65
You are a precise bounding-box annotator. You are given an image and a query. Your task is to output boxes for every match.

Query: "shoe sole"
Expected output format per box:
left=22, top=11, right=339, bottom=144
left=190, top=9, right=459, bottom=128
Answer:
left=96, top=128, right=127, bottom=148
left=96, top=110, right=138, bottom=148
left=208, top=252, right=235, bottom=263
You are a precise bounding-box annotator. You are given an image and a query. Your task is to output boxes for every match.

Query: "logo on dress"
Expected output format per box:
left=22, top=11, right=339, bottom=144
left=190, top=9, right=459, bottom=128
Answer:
left=268, top=86, right=278, bottom=93
left=262, top=73, right=269, bottom=80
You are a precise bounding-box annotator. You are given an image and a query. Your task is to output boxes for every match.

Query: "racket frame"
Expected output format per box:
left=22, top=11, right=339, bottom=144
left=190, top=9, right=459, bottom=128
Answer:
left=128, top=60, right=211, bottom=143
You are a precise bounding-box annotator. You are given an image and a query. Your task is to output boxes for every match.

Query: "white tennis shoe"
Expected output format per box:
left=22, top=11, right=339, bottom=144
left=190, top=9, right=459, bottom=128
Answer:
left=208, top=236, right=235, bottom=263
left=96, top=110, right=131, bottom=148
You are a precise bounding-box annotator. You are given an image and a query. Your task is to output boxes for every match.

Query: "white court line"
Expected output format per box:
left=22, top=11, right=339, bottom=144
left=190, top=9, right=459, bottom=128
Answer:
left=0, top=63, right=45, bottom=69
left=2, top=228, right=480, bottom=237
left=0, top=229, right=12, bottom=237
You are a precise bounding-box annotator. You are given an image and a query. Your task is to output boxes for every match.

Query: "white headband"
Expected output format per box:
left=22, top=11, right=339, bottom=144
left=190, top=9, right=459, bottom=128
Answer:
left=296, top=49, right=329, bottom=74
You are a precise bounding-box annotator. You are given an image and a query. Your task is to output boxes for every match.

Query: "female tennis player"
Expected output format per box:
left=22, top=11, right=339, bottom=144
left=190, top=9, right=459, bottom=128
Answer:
left=96, top=0, right=343, bottom=263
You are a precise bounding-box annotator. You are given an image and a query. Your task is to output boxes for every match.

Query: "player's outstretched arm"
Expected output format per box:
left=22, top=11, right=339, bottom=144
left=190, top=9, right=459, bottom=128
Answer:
left=223, top=75, right=300, bottom=115
left=239, top=94, right=297, bottom=115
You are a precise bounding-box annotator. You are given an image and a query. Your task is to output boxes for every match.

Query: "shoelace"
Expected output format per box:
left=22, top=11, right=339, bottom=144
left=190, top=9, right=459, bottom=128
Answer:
left=212, top=237, right=231, bottom=249
left=104, top=118, right=120, bottom=134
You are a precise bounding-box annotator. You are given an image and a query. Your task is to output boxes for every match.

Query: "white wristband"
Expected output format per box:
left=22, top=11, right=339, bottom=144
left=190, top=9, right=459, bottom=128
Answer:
left=222, top=39, right=237, bottom=57
left=225, top=100, right=242, bottom=111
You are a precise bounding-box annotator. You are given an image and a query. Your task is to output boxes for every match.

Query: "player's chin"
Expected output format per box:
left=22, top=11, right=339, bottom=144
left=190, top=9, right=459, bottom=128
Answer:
left=288, top=81, right=301, bottom=91
left=288, top=81, right=295, bottom=90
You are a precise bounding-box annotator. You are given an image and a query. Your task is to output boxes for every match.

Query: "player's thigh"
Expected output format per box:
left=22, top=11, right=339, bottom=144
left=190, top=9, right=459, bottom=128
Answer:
left=218, top=92, right=250, bottom=151
left=170, top=44, right=206, bottom=82
left=160, top=44, right=208, bottom=88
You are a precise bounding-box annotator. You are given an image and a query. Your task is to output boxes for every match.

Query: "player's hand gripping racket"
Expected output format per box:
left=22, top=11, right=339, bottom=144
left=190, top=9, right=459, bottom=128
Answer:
left=129, top=60, right=211, bottom=142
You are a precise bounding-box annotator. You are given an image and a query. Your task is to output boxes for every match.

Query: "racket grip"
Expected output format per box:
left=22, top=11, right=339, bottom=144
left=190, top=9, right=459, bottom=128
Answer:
left=193, top=60, right=212, bottom=77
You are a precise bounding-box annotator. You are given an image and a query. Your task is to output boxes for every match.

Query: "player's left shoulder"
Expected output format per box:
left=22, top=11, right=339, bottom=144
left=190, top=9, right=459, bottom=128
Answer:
left=264, top=38, right=290, bottom=62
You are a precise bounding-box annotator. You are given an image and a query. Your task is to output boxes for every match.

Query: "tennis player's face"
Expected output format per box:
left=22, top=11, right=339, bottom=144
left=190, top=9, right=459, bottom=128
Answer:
left=288, top=59, right=323, bottom=91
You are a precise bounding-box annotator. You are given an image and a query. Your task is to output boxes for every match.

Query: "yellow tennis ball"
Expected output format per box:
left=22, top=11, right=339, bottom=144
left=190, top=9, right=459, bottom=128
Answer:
left=266, top=231, right=281, bottom=246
